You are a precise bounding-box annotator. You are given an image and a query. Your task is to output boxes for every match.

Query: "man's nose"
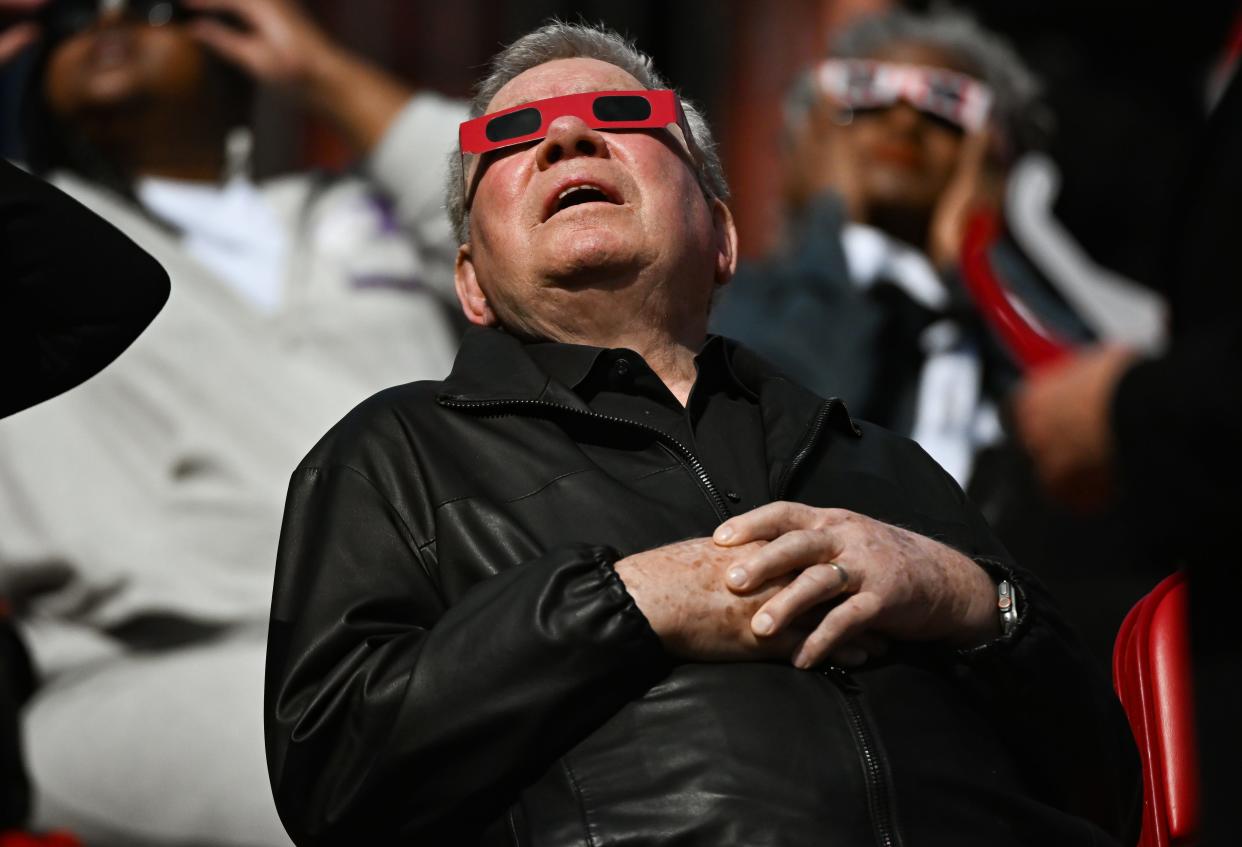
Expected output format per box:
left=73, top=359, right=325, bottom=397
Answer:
left=99, top=0, right=130, bottom=22
left=536, top=116, right=609, bottom=169
left=884, top=101, right=927, bottom=135
left=95, top=7, right=128, bottom=29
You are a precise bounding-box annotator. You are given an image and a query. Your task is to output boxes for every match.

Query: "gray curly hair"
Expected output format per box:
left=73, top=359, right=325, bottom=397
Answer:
left=445, top=21, right=729, bottom=245
left=784, top=8, right=1048, bottom=156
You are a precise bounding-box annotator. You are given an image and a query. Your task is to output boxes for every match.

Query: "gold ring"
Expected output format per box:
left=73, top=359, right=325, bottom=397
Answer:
left=828, top=561, right=850, bottom=592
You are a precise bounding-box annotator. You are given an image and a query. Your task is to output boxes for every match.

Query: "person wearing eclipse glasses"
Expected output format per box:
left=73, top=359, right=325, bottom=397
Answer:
left=265, top=21, right=1137, bottom=846
left=715, top=10, right=1180, bottom=678
left=712, top=10, right=1056, bottom=495
left=0, top=0, right=464, bottom=844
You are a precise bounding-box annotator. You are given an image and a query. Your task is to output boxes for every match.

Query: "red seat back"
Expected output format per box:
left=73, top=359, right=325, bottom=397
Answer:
left=1113, top=571, right=1200, bottom=846
left=0, top=832, right=82, bottom=847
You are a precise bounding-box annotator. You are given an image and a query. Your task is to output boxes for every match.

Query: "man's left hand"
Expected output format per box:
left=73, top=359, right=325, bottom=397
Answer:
left=712, top=503, right=999, bottom=669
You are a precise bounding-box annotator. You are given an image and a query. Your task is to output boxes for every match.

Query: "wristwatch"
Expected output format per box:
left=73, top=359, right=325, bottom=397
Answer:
left=997, top=579, right=1019, bottom=637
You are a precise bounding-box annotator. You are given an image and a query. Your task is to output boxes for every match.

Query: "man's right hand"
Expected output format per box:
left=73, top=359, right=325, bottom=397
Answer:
left=0, top=0, right=46, bottom=65
left=614, top=538, right=806, bottom=662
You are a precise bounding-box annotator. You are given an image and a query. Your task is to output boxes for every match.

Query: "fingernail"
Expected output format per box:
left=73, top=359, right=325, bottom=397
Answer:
left=792, top=648, right=810, bottom=669
left=727, top=567, right=747, bottom=588
left=714, top=525, right=734, bottom=543
left=752, top=612, right=774, bottom=636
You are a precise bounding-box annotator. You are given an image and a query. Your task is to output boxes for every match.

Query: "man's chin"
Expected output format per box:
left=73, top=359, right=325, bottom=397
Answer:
left=68, top=82, right=151, bottom=122
left=75, top=62, right=151, bottom=102
left=539, top=255, right=647, bottom=292
left=536, top=231, right=646, bottom=290
left=863, top=173, right=941, bottom=220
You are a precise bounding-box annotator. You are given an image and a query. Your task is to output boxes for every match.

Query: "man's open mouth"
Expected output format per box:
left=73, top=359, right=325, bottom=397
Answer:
left=546, top=183, right=622, bottom=220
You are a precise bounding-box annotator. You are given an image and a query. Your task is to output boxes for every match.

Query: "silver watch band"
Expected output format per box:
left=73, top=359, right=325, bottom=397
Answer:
left=997, top=579, right=1019, bottom=637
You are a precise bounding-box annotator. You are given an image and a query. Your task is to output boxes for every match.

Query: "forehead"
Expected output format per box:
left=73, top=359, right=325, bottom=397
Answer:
left=486, top=57, right=648, bottom=114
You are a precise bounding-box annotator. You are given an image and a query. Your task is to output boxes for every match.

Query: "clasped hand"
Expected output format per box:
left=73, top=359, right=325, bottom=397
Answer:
left=614, top=502, right=997, bottom=669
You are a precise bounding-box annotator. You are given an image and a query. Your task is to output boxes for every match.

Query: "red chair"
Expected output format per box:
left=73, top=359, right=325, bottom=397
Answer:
left=1113, top=571, right=1200, bottom=846
left=0, top=833, right=82, bottom=847
left=959, top=209, right=1073, bottom=372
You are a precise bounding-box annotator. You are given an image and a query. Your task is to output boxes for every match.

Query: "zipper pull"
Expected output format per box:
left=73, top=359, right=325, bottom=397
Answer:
left=819, top=665, right=860, bottom=692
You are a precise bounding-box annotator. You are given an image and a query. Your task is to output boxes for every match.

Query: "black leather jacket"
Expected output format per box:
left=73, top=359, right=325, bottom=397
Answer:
left=267, top=326, right=1139, bottom=846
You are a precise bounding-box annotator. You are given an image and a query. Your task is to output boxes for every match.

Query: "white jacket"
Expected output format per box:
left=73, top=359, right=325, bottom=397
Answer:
left=0, top=94, right=468, bottom=671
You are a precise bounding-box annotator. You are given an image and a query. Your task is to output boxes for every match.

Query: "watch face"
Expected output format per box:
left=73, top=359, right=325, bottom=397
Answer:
left=997, top=580, right=1018, bottom=635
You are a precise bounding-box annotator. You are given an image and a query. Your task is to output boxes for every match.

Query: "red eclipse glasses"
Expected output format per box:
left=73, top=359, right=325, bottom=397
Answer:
left=458, top=89, right=695, bottom=201
left=460, top=89, right=691, bottom=154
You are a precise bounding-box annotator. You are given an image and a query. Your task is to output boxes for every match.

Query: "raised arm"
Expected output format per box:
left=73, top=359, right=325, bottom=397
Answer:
left=0, top=160, right=169, bottom=418
left=186, top=0, right=467, bottom=281
left=186, top=0, right=411, bottom=156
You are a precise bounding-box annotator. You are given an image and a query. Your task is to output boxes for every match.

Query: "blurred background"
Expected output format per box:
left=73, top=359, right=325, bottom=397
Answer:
left=2, top=0, right=1240, bottom=844
left=5, top=0, right=1234, bottom=278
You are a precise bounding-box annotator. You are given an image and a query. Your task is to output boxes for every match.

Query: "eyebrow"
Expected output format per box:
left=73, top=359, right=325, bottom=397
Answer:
left=497, top=85, right=650, bottom=111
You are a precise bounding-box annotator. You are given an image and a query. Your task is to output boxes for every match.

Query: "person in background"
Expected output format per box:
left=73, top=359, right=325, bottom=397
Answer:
left=1, top=155, right=168, bottom=833
left=1013, top=57, right=1242, bottom=847
left=0, top=0, right=464, bottom=844
left=712, top=8, right=1051, bottom=492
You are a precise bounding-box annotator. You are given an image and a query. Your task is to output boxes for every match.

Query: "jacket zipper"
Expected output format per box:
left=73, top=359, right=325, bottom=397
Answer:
left=438, top=397, right=732, bottom=521
left=790, top=403, right=899, bottom=847
left=824, top=668, right=903, bottom=847
left=775, top=397, right=854, bottom=499
left=446, top=394, right=884, bottom=842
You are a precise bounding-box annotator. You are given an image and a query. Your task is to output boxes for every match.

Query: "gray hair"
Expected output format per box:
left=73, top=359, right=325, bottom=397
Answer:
left=445, top=21, right=728, bottom=245
left=785, top=8, right=1048, bottom=157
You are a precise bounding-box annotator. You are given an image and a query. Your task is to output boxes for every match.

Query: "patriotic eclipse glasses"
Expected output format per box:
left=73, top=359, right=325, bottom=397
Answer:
left=816, top=59, right=993, bottom=133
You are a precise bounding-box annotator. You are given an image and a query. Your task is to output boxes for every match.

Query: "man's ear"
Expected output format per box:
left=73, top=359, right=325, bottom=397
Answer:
left=710, top=198, right=738, bottom=288
left=454, top=243, right=498, bottom=327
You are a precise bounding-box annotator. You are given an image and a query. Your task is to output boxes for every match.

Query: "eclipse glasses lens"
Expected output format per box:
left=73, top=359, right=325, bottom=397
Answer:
left=41, top=0, right=192, bottom=37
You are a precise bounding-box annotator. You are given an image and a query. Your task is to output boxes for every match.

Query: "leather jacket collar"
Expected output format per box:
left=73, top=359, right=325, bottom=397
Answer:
left=435, top=326, right=862, bottom=496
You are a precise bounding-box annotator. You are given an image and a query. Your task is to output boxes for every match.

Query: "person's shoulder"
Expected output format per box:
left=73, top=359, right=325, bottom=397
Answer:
left=298, top=378, right=447, bottom=472
left=840, top=418, right=970, bottom=509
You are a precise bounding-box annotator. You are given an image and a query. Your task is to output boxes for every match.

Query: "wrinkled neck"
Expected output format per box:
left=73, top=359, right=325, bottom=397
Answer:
left=520, top=289, right=708, bottom=407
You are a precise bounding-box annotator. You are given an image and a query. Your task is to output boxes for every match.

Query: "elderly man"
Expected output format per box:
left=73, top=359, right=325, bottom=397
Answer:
left=266, top=22, right=1137, bottom=846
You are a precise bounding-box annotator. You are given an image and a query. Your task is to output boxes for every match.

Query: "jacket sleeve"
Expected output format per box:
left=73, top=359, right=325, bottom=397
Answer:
left=1107, top=70, right=1242, bottom=563
left=0, top=160, right=169, bottom=418
left=1110, top=326, right=1242, bottom=560
left=959, top=503, right=1140, bottom=839
left=918, top=444, right=1142, bottom=840
left=266, top=462, right=671, bottom=845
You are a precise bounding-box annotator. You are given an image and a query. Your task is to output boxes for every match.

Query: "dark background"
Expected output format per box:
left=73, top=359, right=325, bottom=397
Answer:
left=3, top=0, right=1238, bottom=280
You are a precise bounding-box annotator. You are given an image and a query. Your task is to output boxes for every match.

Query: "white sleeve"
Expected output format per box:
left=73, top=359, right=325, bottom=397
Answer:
left=366, top=93, right=470, bottom=256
